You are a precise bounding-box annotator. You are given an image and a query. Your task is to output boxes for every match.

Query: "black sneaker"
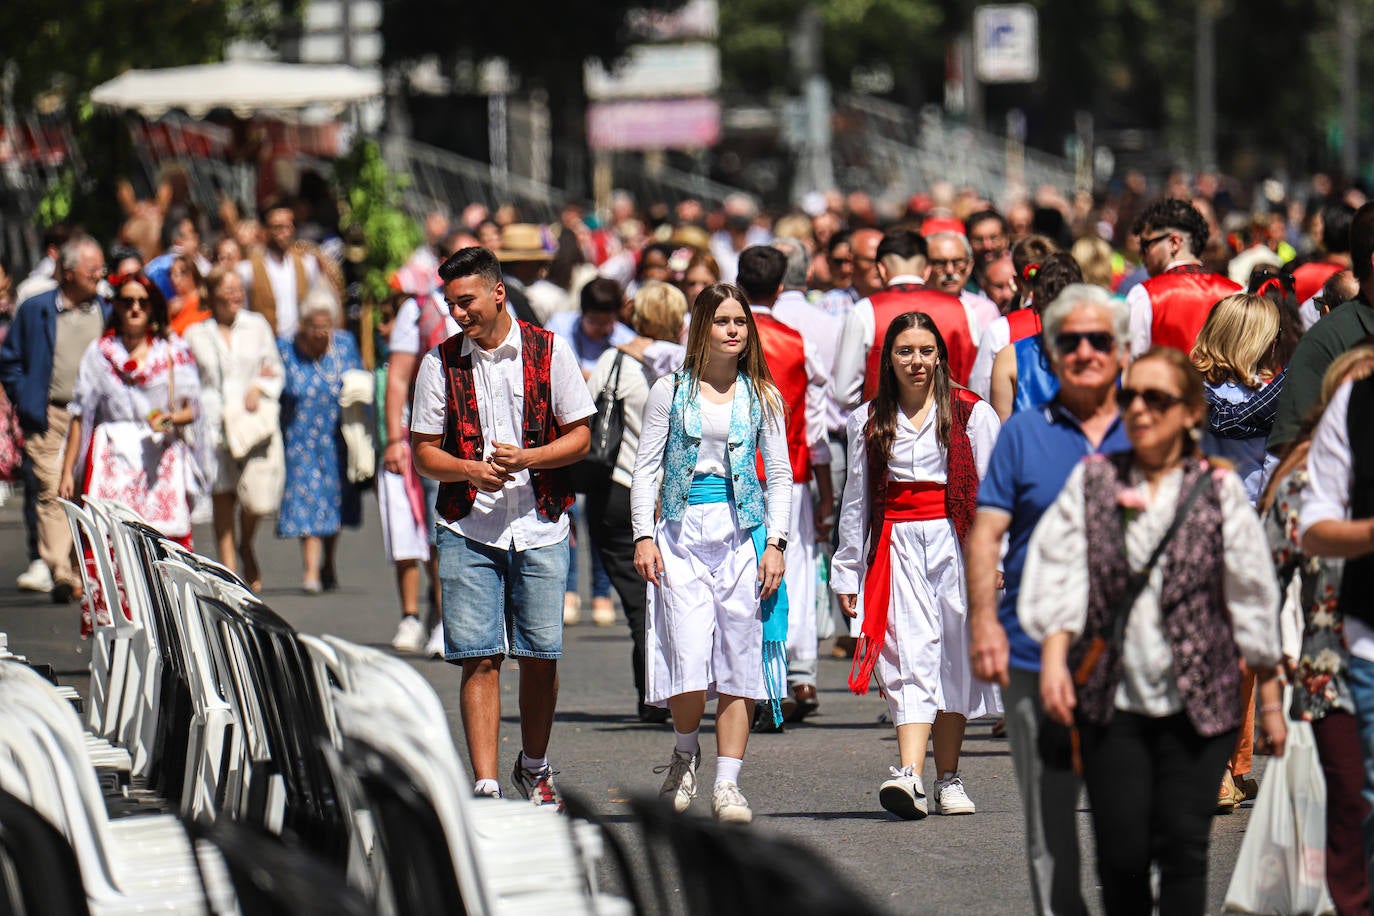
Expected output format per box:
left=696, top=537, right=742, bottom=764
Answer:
left=51, top=583, right=75, bottom=604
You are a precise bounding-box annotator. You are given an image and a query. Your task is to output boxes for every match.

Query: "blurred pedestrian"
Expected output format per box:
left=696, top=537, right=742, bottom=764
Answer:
left=1026, top=347, right=1285, bottom=916
left=276, top=287, right=362, bottom=593
left=184, top=267, right=284, bottom=591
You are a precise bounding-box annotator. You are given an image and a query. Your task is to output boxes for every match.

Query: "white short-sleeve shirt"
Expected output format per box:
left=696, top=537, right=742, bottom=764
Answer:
left=411, top=320, right=595, bottom=550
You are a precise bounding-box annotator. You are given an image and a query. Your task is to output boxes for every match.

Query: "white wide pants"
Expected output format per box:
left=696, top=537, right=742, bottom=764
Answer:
left=377, top=469, right=430, bottom=563
left=645, top=501, right=767, bottom=704
left=785, top=481, right=817, bottom=664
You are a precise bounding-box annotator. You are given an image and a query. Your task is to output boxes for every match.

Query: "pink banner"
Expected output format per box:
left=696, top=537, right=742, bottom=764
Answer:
left=587, top=98, right=721, bottom=151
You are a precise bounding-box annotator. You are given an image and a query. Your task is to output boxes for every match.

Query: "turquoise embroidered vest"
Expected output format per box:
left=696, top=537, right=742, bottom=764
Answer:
left=659, top=371, right=767, bottom=527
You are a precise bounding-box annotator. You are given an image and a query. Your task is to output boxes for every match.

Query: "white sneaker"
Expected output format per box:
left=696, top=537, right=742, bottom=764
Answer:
left=879, top=766, right=928, bottom=820
left=933, top=773, right=976, bottom=815
left=390, top=615, right=426, bottom=654
left=16, top=560, right=53, bottom=593
left=591, top=597, right=616, bottom=627
left=654, top=749, right=699, bottom=813
left=711, top=781, right=752, bottom=824
left=563, top=593, right=581, bottom=625
left=425, top=622, right=445, bottom=659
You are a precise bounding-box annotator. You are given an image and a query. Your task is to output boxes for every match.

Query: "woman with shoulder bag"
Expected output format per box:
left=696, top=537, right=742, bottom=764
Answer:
left=184, top=267, right=284, bottom=591
left=585, top=281, right=689, bottom=723
left=1022, top=346, right=1286, bottom=916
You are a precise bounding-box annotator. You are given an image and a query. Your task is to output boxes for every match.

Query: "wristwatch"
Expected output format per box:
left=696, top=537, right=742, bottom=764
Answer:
left=767, top=537, right=787, bottom=553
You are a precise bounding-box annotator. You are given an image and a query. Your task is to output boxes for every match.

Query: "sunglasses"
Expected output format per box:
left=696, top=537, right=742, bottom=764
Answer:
left=1053, top=331, right=1116, bottom=355
left=114, top=296, right=149, bottom=309
left=1115, top=386, right=1184, bottom=412
left=1140, top=233, right=1173, bottom=249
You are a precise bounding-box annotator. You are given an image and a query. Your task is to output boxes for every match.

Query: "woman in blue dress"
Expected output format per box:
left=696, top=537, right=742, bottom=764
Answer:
left=277, top=289, right=362, bottom=592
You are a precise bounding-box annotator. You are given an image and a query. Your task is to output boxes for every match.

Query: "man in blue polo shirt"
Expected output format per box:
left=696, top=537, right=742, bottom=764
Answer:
left=967, top=284, right=1131, bottom=916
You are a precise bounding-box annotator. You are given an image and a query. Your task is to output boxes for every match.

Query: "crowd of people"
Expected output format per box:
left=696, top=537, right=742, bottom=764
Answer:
left=3, top=171, right=1374, bottom=914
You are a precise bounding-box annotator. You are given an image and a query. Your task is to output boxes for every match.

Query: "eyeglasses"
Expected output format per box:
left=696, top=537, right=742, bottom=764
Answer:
left=1115, top=386, right=1184, bottom=412
left=114, top=296, right=149, bottom=309
left=1140, top=233, right=1173, bottom=250
left=893, top=347, right=939, bottom=365
left=930, top=258, right=971, bottom=271
left=1053, top=331, right=1116, bottom=355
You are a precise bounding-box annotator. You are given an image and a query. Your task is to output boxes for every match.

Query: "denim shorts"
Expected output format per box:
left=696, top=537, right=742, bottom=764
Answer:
left=436, top=527, right=568, bottom=661
left=421, top=475, right=439, bottom=546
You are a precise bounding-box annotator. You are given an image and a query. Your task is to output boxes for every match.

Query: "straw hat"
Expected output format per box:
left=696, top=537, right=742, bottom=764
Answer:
left=497, top=223, right=552, bottom=262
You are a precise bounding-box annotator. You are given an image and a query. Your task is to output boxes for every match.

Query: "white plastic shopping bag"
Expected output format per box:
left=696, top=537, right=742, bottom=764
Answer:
left=1223, top=718, right=1336, bottom=914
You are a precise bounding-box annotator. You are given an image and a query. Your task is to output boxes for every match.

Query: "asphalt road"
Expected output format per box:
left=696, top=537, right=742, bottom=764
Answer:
left=0, top=494, right=1264, bottom=914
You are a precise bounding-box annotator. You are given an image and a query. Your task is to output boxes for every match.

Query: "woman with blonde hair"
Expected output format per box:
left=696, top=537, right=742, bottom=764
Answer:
left=1190, top=292, right=1285, bottom=504
left=585, top=281, right=690, bottom=722
left=631, top=281, right=791, bottom=823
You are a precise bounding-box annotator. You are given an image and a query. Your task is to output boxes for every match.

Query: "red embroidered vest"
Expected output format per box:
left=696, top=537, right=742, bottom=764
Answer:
left=1005, top=307, right=1041, bottom=344
left=1291, top=260, right=1344, bottom=306
left=753, top=312, right=812, bottom=484
left=434, top=321, right=573, bottom=523
left=1143, top=265, right=1239, bottom=353
left=864, top=285, right=977, bottom=399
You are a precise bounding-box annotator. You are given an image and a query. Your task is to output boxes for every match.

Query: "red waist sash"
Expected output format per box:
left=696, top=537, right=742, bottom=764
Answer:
left=849, top=481, right=948, bottom=693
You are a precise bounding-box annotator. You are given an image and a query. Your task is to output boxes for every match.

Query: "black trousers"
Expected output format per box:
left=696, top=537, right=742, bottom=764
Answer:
left=1078, top=711, right=1236, bottom=916
left=584, top=481, right=648, bottom=707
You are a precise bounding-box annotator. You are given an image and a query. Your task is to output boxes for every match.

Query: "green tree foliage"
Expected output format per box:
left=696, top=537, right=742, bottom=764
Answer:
left=718, top=0, right=945, bottom=103
left=0, top=0, right=302, bottom=105
left=333, top=138, right=422, bottom=305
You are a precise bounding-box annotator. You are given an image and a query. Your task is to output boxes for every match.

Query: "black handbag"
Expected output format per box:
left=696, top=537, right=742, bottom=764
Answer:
left=570, top=351, right=626, bottom=493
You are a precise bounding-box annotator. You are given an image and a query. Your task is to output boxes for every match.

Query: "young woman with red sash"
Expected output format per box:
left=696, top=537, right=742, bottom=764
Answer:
left=833, top=311, right=1002, bottom=820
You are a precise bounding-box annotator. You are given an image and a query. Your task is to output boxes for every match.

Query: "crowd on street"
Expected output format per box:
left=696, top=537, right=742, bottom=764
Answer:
left=3, top=171, right=1374, bottom=915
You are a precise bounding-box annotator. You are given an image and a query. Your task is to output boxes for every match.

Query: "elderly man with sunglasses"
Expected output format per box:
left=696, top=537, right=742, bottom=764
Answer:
left=967, top=283, right=1132, bottom=916
left=0, top=235, right=109, bottom=603
left=1125, top=198, right=1239, bottom=358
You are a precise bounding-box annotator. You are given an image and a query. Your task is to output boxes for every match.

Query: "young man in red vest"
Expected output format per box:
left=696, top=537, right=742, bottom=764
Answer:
left=832, top=229, right=981, bottom=416
left=1125, top=199, right=1239, bottom=357
left=410, top=247, right=594, bottom=806
left=737, top=246, right=834, bottom=726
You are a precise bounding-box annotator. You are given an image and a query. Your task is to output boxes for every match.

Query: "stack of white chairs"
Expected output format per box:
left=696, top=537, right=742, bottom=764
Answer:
left=304, top=636, right=629, bottom=915
left=0, top=661, right=236, bottom=914
left=9, top=498, right=630, bottom=915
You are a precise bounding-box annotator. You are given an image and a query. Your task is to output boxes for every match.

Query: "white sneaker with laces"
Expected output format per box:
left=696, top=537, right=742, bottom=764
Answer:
left=16, top=560, right=53, bottom=593
left=425, top=622, right=445, bottom=659
left=711, top=781, right=752, bottom=824
left=654, top=749, right=699, bottom=813
left=390, top=615, right=426, bottom=653
left=879, top=766, right=928, bottom=820
left=933, top=772, right=976, bottom=815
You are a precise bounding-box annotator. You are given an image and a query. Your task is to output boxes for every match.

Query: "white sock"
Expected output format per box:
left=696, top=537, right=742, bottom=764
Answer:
left=715, top=755, right=743, bottom=788
left=520, top=752, right=548, bottom=772
left=674, top=728, right=700, bottom=756
left=473, top=778, right=500, bottom=795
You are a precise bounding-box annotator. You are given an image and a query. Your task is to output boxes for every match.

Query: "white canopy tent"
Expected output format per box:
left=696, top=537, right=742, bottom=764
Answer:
left=90, top=60, right=383, bottom=121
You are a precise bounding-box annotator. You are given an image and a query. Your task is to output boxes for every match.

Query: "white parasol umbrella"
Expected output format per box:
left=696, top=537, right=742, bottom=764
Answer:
left=90, top=60, right=383, bottom=120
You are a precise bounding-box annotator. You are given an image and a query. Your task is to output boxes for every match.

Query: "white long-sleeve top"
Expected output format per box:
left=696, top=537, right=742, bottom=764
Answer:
left=831, top=398, right=1001, bottom=595
left=968, top=314, right=1012, bottom=400
left=772, top=289, right=847, bottom=435
left=1020, top=461, right=1282, bottom=718
left=630, top=375, right=792, bottom=541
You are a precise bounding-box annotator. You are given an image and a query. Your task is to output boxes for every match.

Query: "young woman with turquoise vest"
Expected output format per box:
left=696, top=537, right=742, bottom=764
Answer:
left=832, top=311, right=1002, bottom=820
left=631, top=281, right=792, bottom=825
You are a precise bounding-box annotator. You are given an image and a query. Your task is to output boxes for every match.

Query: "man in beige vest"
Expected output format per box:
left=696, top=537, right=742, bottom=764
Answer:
left=236, top=201, right=319, bottom=338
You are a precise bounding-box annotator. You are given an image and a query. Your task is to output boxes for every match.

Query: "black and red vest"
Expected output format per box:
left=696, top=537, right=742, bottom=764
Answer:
left=864, top=284, right=977, bottom=398
left=753, top=311, right=812, bottom=484
left=1142, top=264, right=1239, bottom=354
left=435, top=321, right=573, bottom=523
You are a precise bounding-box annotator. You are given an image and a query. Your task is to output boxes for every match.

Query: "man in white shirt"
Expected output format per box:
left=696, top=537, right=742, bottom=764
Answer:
left=411, top=247, right=594, bottom=806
